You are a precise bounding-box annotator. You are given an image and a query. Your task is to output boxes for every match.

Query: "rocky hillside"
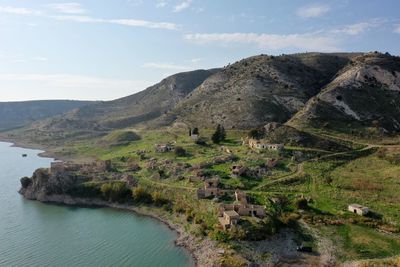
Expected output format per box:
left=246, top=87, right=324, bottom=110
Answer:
left=158, top=53, right=357, bottom=129
left=4, top=52, right=400, bottom=146
left=6, top=69, right=218, bottom=144
left=0, top=100, right=92, bottom=131
left=288, top=52, right=400, bottom=134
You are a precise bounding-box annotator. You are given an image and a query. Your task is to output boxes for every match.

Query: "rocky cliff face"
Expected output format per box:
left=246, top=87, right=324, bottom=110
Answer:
left=288, top=52, right=400, bottom=133
left=158, top=53, right=355, bottom=129
left=19, top=168, right=89, bottom=201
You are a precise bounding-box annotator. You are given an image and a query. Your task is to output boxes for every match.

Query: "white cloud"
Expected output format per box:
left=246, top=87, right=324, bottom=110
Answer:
left=0, top=74, right=153, bottom=100
left=46, top=3, right=86, bottom=14
left=156, top=1, right=167, bottom=8
left=332, top=20, right=382, bottom=35
left=296, top=4, right=330, bottom=18
left=0, top=6, right=40, bottom=15
left=52, top=15, right=178, bottom=30
left=394, top=24, right=400, bottom=34
left=51, top=15, right=101, bottom=23
left=109, top=19, right=178, bottom=30
left=0, top=5, right=178, bottom=31
left=189, top=58, right=202, bottom=64
left=174, top=0, right=192, bottom=13
left=142, top=62, right=192, bottom=70
left=31, top=56, right=48, bottom=62
left=184, top=32, right=339, bottom=52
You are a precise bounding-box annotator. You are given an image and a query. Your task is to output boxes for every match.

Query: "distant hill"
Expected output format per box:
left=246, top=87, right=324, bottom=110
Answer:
left=3, top=69, right=219, bottom=144
left=158, top=53, right=358, bottom=128
left=288, top=52, right=400, bottom=135
left=0, top=100, right=93, bottom=131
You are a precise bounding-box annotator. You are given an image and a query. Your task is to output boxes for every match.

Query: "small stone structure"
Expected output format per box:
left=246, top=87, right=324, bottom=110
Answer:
left=348, top=204, right=369, bottom=216
left=218, top=190, right=266, bottom=229
left=219, top=203, right=266, bottom=219
left=231, top=165, right=248, bottom=177
left=50, top=160, right=113, bottom=174
left=219, top=210, right=240, bottom=230
left=154, top=144, right=173, bottom=153
left=247, top=139, right=284, bottom=151
left=197, top=178, right=221, bottom=199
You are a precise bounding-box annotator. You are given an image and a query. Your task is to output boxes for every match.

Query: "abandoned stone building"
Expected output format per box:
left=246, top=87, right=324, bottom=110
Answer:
left=219, top=210, right=240, bottom=230
left=348, top=204, right=369, bottom=216
left=247, top=139, right=284, bottom=151
left=196, top=177, right=221, bottom=199
left=218, top=190, right=266, bottom=228
left=231, top=165, right=248, bottom=177
left=154, top=144, right=173, bottom=153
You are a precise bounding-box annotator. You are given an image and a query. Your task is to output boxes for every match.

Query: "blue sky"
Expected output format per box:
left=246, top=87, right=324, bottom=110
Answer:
left=0, top=0, right=399, bottom=101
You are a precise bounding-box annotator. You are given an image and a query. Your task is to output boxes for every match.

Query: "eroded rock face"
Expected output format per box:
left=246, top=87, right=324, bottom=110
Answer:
left=161, top=53, right=354, bottom=129
left=289, top=52, right=400, bottom=133
left=19, top=168, right=88, bottom=201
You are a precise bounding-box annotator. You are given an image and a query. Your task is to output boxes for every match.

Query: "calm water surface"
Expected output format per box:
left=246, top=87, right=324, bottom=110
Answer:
left=0, top=142, right=194, bottom=267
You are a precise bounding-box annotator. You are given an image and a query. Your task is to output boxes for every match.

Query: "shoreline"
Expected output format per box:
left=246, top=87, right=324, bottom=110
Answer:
left=20, top=194, right=221, bottom=267
left=2, top=139, right=220, bottom=267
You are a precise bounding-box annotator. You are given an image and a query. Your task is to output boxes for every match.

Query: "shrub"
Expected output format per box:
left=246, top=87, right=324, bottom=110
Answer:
left=175, top=146, right=187, bottom=157
left=101, top=182, right=131, bottom=202
left=151, top=191, right=169, bottom=206
left=132, top=186, right=153, bottom=203
left=295, top=198, right=309, bottom=210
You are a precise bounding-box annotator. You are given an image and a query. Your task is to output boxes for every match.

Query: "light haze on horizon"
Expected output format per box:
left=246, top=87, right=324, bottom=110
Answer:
left=0, top=0, right=399, bottom=101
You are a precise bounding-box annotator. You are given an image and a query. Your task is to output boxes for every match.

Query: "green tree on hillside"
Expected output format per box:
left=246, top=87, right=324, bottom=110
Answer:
left=212, top=124, right=226, bottom=144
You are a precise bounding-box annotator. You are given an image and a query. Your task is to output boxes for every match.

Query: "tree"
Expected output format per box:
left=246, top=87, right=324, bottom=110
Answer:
left=212, top=124, right=226, bottom=144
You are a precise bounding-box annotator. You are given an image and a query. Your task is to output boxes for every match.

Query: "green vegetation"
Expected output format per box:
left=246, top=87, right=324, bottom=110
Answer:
left=21, top=123, right=400, bottom=264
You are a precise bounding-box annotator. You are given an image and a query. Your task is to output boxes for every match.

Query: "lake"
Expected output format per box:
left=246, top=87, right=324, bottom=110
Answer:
left=0, top=142, right=194, bottom=267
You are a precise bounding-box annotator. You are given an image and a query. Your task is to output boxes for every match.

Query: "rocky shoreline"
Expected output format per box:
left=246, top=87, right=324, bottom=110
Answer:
left=2, top=137, right=221, bottom=267
left=18, top=192, right=221, bottom=267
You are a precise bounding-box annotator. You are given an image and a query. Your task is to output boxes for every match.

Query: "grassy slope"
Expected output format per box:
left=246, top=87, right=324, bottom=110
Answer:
left=51, top=126, right=400, bottom=264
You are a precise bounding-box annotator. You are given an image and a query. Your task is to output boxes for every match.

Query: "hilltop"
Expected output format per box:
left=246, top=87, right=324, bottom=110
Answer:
left=160, top=53, right=357, bottom=129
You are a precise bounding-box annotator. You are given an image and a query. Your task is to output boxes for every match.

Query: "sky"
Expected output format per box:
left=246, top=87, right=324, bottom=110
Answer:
left=0, top=0, right=399, bottom=101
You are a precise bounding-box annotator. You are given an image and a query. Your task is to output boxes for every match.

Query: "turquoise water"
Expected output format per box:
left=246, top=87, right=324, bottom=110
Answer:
left=0, top=142, right=194, bottom=267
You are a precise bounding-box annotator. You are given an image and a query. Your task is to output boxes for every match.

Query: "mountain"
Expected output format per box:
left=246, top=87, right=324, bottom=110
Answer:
left=0, top=100, right=93, bottom=131
left=288, top=52, right=400, bottom=135
left=4, top=69, right=219, bottom=144
left=3, top=52, right=400, bottom=147
left=158, top=53, right=357, bottom=129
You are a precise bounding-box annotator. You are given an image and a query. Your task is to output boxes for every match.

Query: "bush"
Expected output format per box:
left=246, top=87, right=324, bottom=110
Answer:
left=100, top=182, right=131, bottom=202
left=151, top=191, right=169, bottom=206
left=295, top=198, right=309, bottom=210
left=132, top=186, right=153, bottom=203
left=175, top=146, right=187, bottom=157
left=210, top=230, right=230, bottom=242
